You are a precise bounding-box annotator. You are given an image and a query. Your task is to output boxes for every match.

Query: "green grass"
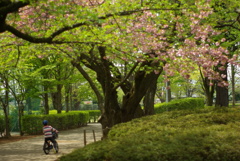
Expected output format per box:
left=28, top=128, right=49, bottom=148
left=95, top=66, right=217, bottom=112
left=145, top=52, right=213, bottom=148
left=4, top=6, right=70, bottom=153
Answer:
left=59, top=107, right=240, bottom=161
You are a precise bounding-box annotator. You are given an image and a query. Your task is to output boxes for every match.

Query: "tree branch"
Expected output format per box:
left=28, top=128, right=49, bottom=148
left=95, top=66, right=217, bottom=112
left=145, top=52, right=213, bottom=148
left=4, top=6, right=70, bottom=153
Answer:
left=0, top=1, right=28, bottom=14
left=0, top=6, right=188, bottom=44
left=113, top=62, right=139, bottom=91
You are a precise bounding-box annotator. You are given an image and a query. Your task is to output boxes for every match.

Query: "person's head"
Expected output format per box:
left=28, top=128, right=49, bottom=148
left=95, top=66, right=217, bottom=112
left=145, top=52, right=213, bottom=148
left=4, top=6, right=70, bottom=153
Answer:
left=43, top=120, right=48, bottom=126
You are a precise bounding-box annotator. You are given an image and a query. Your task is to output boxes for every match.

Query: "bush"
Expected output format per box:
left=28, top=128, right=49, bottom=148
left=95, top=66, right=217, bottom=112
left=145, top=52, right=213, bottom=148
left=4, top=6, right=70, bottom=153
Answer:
left=88, top=110, right=101, bottom=123
left=59, top=107, right=240, bottom=161
left=154, top=97, right=204, bottom=113
left=22, top=111, right=89, bottom=135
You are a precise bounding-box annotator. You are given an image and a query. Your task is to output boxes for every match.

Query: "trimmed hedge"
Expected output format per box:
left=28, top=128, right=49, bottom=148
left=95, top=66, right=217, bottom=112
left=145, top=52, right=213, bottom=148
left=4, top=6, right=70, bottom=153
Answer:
left=47, top=110, right=101, bottom=123
left=88, top=110, right=101, bottom=123
left=22, top=111, right=89, bottom=135
left=59, top=107, right=240, bottom=161
left=154, top=97, right=204, bottom=113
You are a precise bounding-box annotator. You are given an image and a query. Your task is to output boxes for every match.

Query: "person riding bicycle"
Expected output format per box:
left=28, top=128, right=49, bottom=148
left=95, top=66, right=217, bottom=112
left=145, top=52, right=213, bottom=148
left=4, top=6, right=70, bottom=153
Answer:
left=42, top=120, right=58, bottom=152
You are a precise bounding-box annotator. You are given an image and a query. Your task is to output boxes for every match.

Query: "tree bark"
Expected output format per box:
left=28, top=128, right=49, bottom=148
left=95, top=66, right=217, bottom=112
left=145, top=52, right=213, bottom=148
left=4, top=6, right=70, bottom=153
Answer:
left=51, top=84, right=63, bottom=113
left=143, top=81, right=157, bottom=115
left=215, top=65, right=229, bottom=107
left=65, top=84, right=70, bottom=112
left=18, top=102, right=24, bottom=136
left=231, top=64, right=236, bottom=107
left=0, top=76, right=11, bottom=138
left=200, top=68, right=215, bottom=106
left=165, top=80, right=171, bottom=102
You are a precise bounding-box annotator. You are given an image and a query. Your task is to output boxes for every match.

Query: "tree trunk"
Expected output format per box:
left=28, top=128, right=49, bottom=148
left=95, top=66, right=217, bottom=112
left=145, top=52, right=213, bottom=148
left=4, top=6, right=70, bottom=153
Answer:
left=121, top=65, right=161, bottom=122
left=43, top=86, right=49, bottom=114
left=3, top=106, right=10, bottom=138
left=165, top=80, right=171, bottom=102
left=202, top=77, right=215, bottom=106
left=72, top=46, right=163, bottom=139
left=51, top=84, right=63, bottom=113
left=215, top=85, right=229, bottom=107
left=205, top=90, right=214, bottom=106
left=65, top=84, right=70, bottom=112
left=231, top=64, right=236, bottom=107
left=18, top=102, right=24, bottom=136
left=143, top=80, right=157, bottom=115
left=1, top=77, right=11, bottom=138
left=215, top=65, right=229, bottom=107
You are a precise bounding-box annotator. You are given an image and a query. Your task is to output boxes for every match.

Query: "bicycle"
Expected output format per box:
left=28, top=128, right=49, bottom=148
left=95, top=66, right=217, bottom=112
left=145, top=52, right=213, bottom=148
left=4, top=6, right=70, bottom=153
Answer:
left=43, top=132, right=59, bottom=154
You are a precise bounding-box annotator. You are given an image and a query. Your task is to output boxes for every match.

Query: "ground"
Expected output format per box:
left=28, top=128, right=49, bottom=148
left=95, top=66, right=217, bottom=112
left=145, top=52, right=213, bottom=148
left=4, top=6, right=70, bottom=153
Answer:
left=0, top=135, right=41, bottom=145
left=0, top=123, right=102, bottom=161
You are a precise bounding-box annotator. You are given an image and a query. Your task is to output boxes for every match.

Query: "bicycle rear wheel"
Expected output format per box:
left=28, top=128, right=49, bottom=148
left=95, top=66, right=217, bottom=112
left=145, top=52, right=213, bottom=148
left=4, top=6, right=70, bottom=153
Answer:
left=43, top=142, right=50, bottom=155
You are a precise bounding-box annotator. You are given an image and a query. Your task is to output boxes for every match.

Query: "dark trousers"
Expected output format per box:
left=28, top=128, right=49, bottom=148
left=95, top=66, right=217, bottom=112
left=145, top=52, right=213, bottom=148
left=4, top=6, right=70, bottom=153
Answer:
left=45, top=137, right=57, bottom=149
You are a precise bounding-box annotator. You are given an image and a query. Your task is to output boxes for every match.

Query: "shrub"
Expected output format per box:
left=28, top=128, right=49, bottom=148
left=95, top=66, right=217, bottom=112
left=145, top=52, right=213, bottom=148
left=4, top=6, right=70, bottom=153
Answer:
left=59, top=107, right=240, bottom=161
left=154, top=97, right=204, bottom=113
left=22, top=111, right=89, bottom=135
left=88, top=110, right=101, bottom=123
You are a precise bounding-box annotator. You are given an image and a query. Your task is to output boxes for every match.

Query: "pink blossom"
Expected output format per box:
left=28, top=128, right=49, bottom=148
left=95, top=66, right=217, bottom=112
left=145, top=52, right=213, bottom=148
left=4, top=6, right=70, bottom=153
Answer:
left=221, top=74, right=226, bottom=78
left=221, top=38, right=226, bottom=42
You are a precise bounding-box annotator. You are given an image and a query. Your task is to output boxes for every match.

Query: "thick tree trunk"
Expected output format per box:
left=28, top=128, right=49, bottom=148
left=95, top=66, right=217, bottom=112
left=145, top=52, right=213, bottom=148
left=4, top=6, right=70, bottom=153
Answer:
left=121, top=66, right=161, bottom=122
left=215, top=65, right=228, bottom=107
left=200, top=67, right=215, bottom=106
left=98, top=90, right=122, bottom=139
left=3, top=106, right=10, bottom=138
left=143, top=80, right=157, bottom=115
left=51, top=84, right=63, bottom=113
left=72, top=46, right=162, bottom=139
left=203, top=77, right=215, bottom=106
left=205, top=91, right=214, bottom=106
left=215, top=85, right=229, bottom=107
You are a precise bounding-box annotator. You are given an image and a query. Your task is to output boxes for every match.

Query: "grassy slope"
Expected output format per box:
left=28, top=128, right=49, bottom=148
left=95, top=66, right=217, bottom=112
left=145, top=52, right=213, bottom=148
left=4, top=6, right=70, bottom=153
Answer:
left=60, top=107, right=240, bottom=161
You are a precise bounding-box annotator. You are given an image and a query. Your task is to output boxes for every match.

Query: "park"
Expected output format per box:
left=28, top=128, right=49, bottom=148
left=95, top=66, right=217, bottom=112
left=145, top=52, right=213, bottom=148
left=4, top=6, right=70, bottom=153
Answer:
left=0, top=0, right=240, bottom=160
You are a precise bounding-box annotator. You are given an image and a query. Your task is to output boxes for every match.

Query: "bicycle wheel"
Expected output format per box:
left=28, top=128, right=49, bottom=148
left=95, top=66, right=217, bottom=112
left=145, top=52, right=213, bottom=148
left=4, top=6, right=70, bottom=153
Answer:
left=54, top=141, right=59, bottom=153
left=43, top=142, right=50, bottom=155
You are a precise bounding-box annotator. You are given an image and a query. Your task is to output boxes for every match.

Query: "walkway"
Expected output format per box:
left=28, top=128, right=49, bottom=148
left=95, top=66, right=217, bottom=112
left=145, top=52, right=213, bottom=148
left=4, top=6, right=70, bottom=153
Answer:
left=0, top=123, right=102, bottom=161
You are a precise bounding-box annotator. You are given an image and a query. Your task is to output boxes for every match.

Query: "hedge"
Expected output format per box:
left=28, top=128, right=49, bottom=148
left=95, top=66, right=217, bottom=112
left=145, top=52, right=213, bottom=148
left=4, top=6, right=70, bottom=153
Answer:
left=22, top=111, right=89, bottom=135
left=88, top=110, right=101, bottom=123
left=154, top=97, right=204, bottom=114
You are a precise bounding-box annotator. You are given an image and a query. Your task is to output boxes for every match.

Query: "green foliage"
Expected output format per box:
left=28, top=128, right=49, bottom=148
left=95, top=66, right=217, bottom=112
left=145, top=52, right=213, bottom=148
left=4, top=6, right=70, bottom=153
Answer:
left=88, top=110, right=101, bottom=123
left=59, top=107, right=240, bottom=161
left=154, top=97, right=205, bottom=113
left=60, top=140, right=109, bottom=161
left=21, top=111, right=89, bottom=135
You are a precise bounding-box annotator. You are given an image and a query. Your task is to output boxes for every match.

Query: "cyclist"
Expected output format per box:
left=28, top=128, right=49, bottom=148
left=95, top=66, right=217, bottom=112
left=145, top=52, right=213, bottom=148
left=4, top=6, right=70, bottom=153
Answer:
left=42, top=120, right=58, bottom=152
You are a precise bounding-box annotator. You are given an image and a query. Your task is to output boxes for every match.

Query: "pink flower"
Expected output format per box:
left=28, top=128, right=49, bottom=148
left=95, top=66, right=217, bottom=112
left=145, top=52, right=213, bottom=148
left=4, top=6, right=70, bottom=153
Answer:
left=221, top=38, right=226, bottom=42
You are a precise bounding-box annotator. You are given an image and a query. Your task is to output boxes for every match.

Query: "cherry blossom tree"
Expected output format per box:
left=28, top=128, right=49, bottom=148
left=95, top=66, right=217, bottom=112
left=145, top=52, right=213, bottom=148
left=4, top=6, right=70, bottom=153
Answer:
left=1, top=0, right=239, bottom=137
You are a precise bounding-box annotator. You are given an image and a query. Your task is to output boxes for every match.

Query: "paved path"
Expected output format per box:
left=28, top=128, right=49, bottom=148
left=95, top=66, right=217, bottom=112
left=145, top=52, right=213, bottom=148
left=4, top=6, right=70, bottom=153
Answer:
left=0, top=123, right=102, bottom=161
